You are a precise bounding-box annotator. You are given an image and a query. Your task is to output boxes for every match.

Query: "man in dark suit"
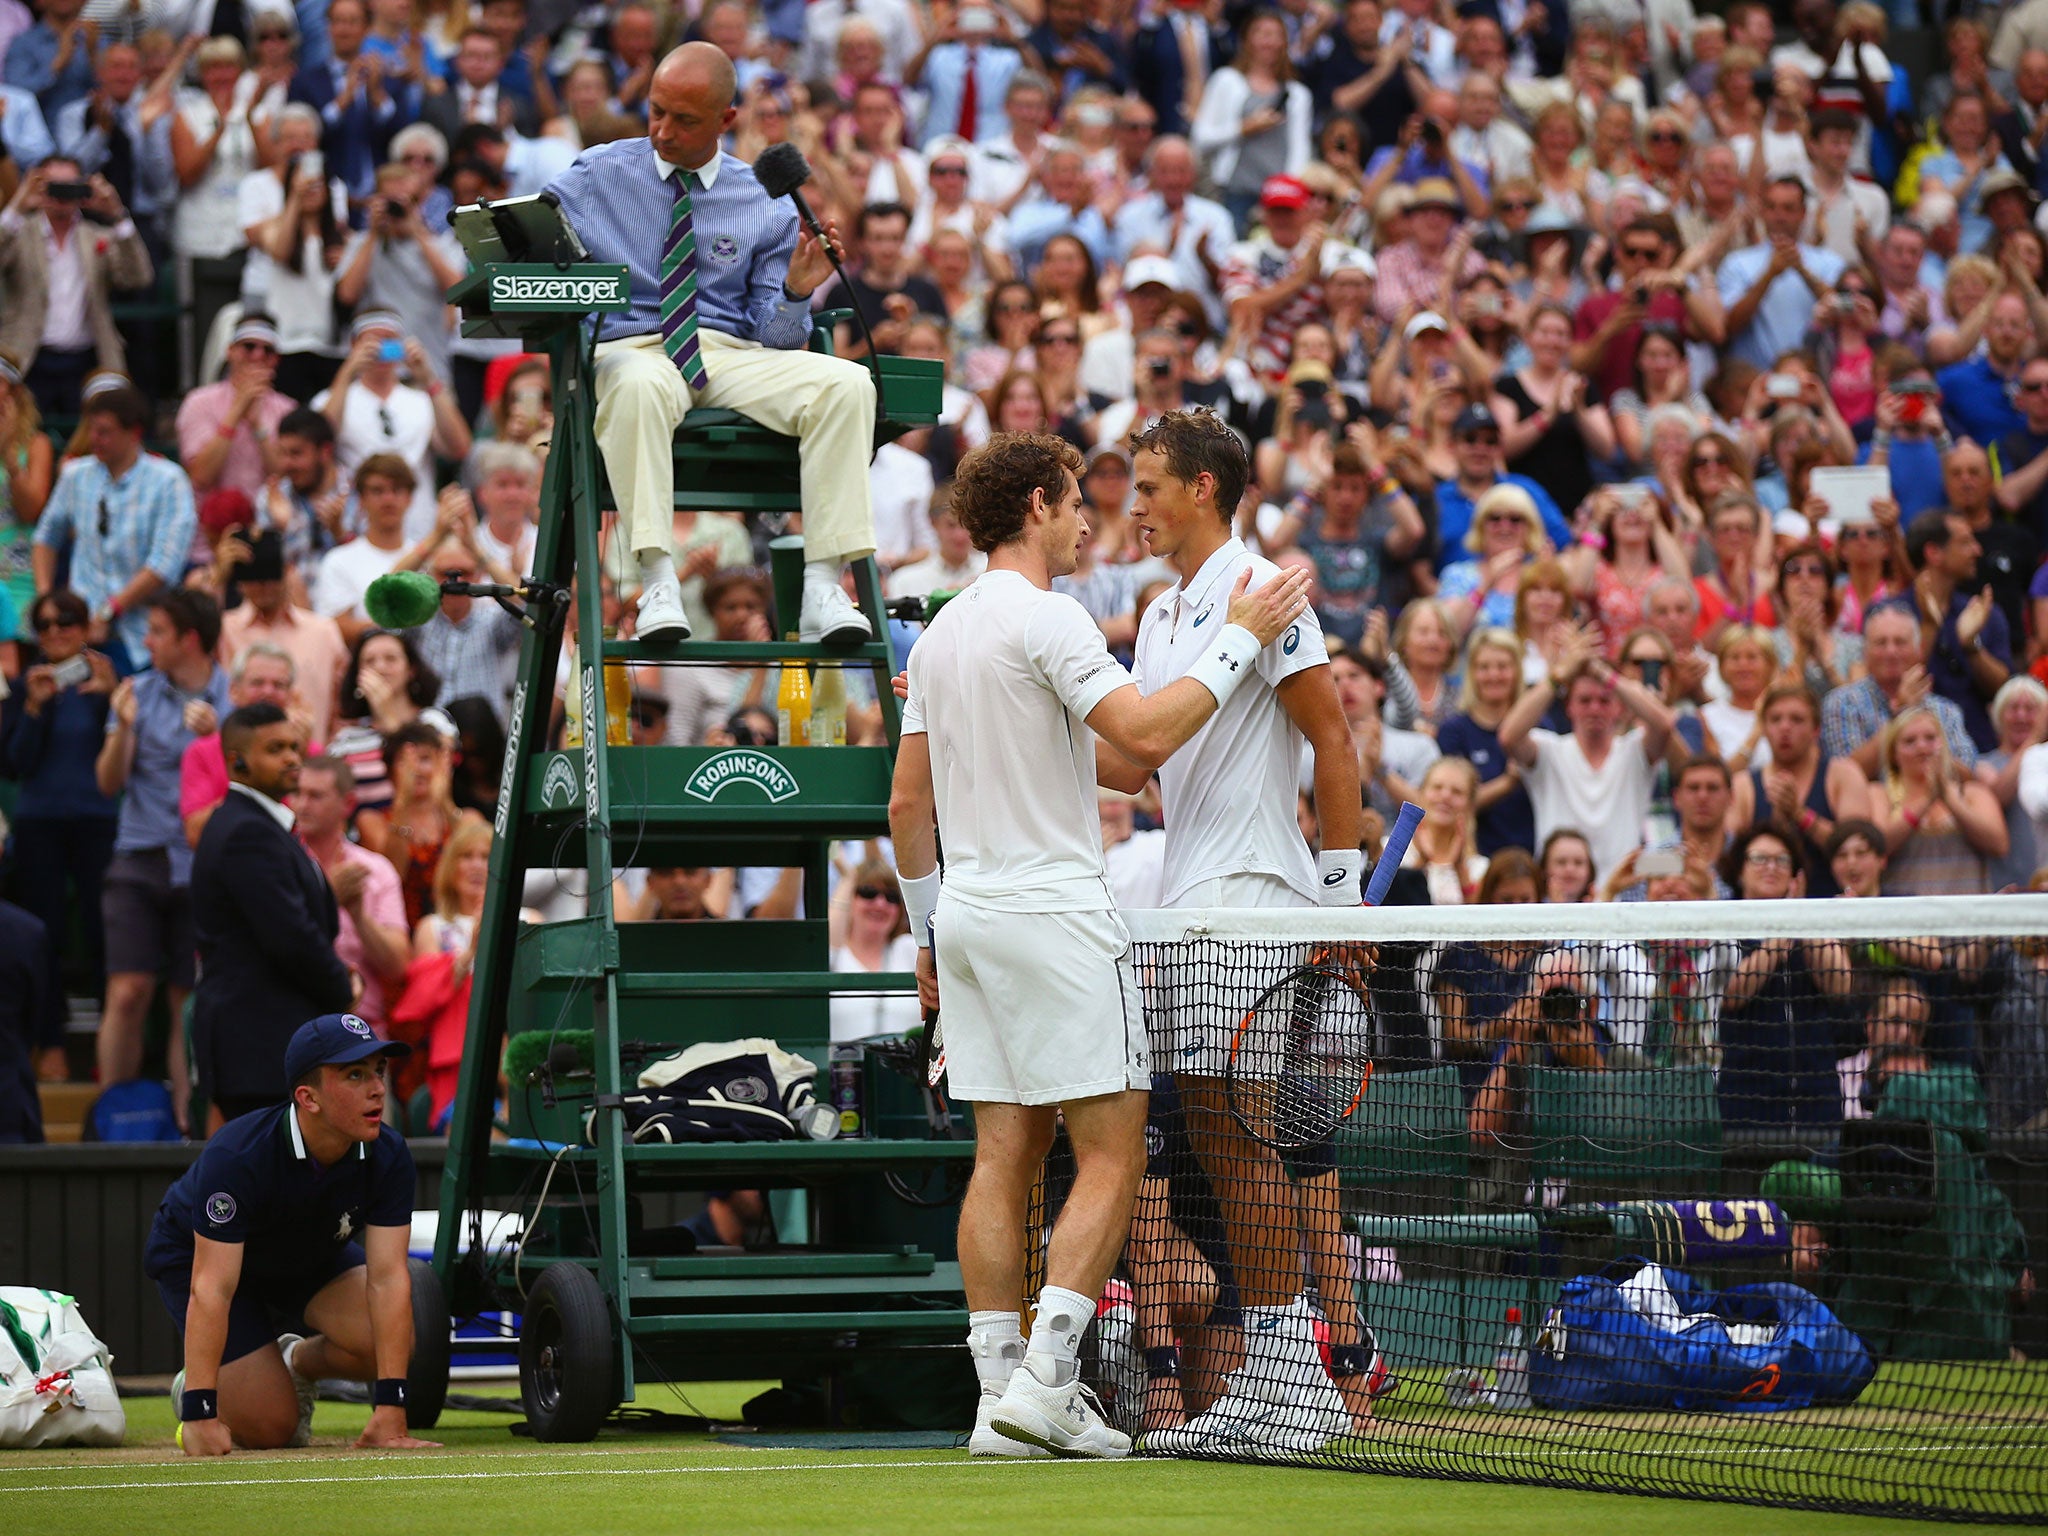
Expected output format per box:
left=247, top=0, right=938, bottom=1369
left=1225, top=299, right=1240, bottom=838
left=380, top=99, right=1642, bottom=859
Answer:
left=190, top=702, right=354, bottom=1126
left=419, top=29, right=541, bottom=143
left=1130, top=2, right=1232, bottom=139
left=1994, top=48, right=2048, bottom=194
left=287, top=0, right=408, bottom=203
left=0, top=897, right=56, bottom=1143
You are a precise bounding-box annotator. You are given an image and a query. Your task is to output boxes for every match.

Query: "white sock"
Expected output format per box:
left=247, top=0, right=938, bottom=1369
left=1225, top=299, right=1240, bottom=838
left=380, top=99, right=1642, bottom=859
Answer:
left=1022, top=1284, right=1094, bottom=1388
left=1243, top=1295, right=1318, bottom=1376
left=803, top=557, right=843, bottom=596
left=967, top=1310, right=1024, bottom=1394
left=638, top=550, right=677, bottom=590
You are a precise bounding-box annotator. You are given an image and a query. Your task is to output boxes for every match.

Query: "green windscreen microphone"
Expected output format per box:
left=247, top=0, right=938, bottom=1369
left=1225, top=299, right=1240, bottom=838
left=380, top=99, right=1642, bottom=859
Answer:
left=364, top=569, right=445, bottom=630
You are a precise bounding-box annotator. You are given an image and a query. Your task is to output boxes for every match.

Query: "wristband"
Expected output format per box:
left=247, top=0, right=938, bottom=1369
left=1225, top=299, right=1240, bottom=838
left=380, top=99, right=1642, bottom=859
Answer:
left=217, top=420, right=238, bottom=440
left=1145, top=1345, right=1181, bottom=1380
left=1799, top=807, right=1817, bottom=833
left=373, top=1378, right=408, bottom=1408
left=181, top=1388, right=218, bottom=1421
left=1328, top=1343, right=1374, bottom=1379
left=106, top=595, right=123, bottom=619
left=899, top=866, right=941, bottom=949
left=1183, top=622, right=1264, bottom=709
left=1316, top=847, right=1362, bottom=906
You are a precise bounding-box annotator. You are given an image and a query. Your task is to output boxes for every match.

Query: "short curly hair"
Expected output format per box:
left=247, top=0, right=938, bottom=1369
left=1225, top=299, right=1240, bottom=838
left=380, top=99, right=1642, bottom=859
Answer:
left=1128, top=408, right=1247, bottom=525
left=951, top=433, right=1083, bottom=552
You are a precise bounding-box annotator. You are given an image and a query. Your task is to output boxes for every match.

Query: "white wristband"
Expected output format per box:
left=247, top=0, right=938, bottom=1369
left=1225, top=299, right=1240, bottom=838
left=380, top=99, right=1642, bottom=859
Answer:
left=1182, top=623, right=1263, bottom=709
left=899, top=867, right=942, bottom=949
left=1316, top=847, right=1361, bottom=906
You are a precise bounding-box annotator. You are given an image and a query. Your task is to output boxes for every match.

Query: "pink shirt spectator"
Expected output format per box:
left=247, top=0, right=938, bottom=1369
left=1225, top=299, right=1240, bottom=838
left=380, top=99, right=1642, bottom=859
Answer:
left=179, top=732, right=325, bottom=821
left=218, top=603, right=351, bottom=741
left=174, top=381, right=296, bottom=502
left=317, top=837, right=407, bottom=1030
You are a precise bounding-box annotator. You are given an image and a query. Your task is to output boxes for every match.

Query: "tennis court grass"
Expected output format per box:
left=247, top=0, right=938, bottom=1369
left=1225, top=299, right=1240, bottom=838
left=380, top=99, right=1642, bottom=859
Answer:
left=1, top=1392, right=2038, bottom=1536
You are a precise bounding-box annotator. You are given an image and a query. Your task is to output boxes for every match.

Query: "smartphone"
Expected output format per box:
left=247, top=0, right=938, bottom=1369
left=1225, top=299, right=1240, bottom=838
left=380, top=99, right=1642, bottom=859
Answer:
left=377, top=338, right=406, bottom=363
left=1765, top=374, right=1802, bottom=400
left=47, top=181, right=91, bottom=203
left=300, top=149, right=323, bottom=184
left=960, top=7, right=997, bottom=33
left=48, top=653, right=91, bottom=690
left=1637, top=847, right=1685, bottom=879
left=1637, top=657, right=1664, bottom=690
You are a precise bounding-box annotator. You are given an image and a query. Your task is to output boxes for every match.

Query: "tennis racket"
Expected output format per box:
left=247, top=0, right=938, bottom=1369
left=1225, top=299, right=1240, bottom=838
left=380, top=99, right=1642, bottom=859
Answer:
left=1222, top=802, right=1423, bottom=1149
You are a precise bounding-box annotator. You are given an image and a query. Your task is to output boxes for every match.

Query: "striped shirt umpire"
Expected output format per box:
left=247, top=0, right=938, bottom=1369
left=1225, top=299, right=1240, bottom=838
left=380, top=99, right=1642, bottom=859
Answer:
left=32, top=452, right=197, bottom=664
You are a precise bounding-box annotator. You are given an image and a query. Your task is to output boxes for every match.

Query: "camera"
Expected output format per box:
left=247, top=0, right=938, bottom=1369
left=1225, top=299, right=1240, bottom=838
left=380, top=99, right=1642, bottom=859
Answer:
left=47, top=653, right=91, bottom=690
left=1421, top=119, right=1444, bottom=151
left=1537, top=984, right=1584, bottom=1031
left=1632, top=284, right=1651, bottom=306
left=1145, top=355, right=1173, bottom=378
left=231, top=529, right=286, bottom=586
left=47, top=181, right=92, bottom=203
left=382, top=197, right=408, bottom=222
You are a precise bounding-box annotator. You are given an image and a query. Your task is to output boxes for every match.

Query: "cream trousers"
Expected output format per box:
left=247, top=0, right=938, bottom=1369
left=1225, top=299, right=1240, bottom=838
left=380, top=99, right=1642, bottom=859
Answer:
left=592, top=329, right=878, bottom=567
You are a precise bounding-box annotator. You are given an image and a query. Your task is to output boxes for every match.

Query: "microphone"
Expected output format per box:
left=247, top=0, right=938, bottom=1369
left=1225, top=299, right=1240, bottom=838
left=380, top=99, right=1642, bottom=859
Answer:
left=541, top=1039, right=583, bottom=1110
left=752, top=143, right=882, bottom=374
left=364, top=570, right=444, bottom=630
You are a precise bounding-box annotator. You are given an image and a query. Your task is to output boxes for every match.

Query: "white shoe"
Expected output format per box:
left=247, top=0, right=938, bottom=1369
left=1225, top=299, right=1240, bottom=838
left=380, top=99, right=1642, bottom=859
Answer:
left=798, top=581, right=873, bottom=645
left=969, top=1380, right=1050, bottom=1458
left=989, top=1367, right=1130, bottom=1459
left=1140, top=1368, right=1349, bottom=1459
left=278, top=1334, right=317, bottom=1448
left=635, top=577, right=691, bottom=641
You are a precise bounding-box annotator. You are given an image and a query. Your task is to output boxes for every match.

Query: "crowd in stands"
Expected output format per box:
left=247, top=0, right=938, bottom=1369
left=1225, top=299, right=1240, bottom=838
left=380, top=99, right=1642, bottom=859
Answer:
left=2, top=0, right=2048, bottom=1143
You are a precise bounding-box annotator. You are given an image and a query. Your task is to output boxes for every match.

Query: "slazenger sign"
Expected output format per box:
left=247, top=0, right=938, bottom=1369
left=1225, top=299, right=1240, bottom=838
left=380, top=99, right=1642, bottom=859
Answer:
left=489, top=271, right=627, bottom=309
left=685, top=750, right=799, bottom=803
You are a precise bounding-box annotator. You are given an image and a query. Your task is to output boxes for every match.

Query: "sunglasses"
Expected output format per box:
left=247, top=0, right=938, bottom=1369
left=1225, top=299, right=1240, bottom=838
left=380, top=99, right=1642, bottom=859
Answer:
left=1482, top=511, right=1525, bottom=525
left=1460, top=432, right=1501, bottom=446
left=33, top=612, right=81, bottom=632
left=378, top=404, right=395, bottom=436
left=1498, top=197, right=1537, bottom=211
left=235, top=340, right=278, bottom=356
left=1691, top=453, right=1728, bottom=467
left=1622, top=245, right=1662, bottom=259
left=2020, top=380, right=2048, bottom=393
left=1039, top=332, right=1080, bottom=346
left=399, top=151, right=439, bottom=164
left=1784, top=560, right=1828, bottom=576
left=97, top=497, right=109, bottom=540
left=854, top=884, right=904, bottom=905
left=931, top=163, right=969, bottom=175
left=1646, top=130, right=1685, bottom=144
left=995, top=301, right=1036, bottom=315
left=1745, top=851, right=1793, bottom=869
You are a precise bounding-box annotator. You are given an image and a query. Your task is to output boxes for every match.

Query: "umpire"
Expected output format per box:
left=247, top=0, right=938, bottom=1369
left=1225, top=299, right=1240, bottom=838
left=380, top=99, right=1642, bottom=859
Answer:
left=144, top=1014, right=439, bottom=1455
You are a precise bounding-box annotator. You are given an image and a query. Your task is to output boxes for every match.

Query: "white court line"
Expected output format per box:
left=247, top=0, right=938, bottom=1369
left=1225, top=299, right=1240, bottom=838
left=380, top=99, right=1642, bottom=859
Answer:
left=0, top=1457, right=1119, bottom=1495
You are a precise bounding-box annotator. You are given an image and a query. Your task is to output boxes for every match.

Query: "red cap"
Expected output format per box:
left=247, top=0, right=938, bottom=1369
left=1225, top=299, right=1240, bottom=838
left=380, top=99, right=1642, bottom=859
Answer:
left=1506, top=1306, right=1522, bottom=1324
left=1259, top=174, right=1313, bottom=210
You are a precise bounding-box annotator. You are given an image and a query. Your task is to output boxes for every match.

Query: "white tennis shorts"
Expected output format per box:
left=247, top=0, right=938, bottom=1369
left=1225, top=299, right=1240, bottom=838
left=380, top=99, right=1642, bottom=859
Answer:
left=1158, top=873, right=1311, bottom=1079
left=933, top=894, right=1148, bottom=1105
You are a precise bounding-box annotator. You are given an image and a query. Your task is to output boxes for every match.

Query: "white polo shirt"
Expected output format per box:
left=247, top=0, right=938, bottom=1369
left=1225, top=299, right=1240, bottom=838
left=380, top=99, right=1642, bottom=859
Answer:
left=903, top=569, right=1132, bottom=912
left=1134, top=538, right=1326, bottom=906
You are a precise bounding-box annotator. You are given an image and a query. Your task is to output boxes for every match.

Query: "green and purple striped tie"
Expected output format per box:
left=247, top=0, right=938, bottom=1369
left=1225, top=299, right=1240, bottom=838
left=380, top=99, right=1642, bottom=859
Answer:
left=660, top=169, right=708, bottom=390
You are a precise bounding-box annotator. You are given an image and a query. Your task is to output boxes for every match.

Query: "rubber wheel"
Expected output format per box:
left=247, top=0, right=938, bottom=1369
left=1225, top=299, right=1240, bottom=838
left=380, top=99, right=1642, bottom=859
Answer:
left=406, top=1257, right=452, bottom=1429
left=519, top=1263, right=617, bottom=1442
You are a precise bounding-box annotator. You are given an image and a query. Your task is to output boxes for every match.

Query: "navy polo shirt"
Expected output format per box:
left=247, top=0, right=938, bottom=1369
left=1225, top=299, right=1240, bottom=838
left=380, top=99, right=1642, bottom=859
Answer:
left=145, top=1104, right=414, bottom=1282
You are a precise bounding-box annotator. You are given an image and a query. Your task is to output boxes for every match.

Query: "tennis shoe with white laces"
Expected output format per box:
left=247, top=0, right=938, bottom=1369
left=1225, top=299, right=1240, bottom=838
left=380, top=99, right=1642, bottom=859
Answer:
left=277, top=1333, right=317, bottom=1447
left=989, top=1368, right=1131, bottom=1458
left=1140, top=1368, right=1350, bottom=1458
left=969, top=1378, right=1051, bottom=1458
left=797, top=581, right=873, bottom=645
left=635, top=576, right=691, bottom=641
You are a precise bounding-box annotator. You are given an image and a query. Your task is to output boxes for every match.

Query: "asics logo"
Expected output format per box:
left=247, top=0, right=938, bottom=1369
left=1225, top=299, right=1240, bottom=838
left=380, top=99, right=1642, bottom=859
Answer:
left=1192, top=607, right=1212, bottom=628
left=1323, top=869, right=1348, bottom=886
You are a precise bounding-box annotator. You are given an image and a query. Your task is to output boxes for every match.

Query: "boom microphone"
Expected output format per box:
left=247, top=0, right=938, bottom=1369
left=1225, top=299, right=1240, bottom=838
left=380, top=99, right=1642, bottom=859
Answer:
left=364, top=569, right=444, bottom=630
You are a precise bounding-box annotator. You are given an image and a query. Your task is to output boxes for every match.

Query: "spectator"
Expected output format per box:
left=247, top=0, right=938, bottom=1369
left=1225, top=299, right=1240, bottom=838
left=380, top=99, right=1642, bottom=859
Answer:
left=93, top=587, right=230, bottom=1127
left=1437, top=482, right=1549, bottom=636
left=287, top=0, right=401, bottom=203
left=258, top=406, right=349, bottom=589
left=1402, top=756, right=1487, bottom=903
left=1538, top=828, right=1596, bottom=904
left=892, top=493, right=986, bottom=602
left=1718, top=176, right=1847, bottom=371
left=468, top=438, right=541, bottom=579
left=421, top=27, right=537, bottom=139
left=178, top=639, right=308, bottom=844
left=0, top=156, right=152, bottom=416
left=1433, top=847, right=1545, bottom=1094
left=5, top=0, right=96, bottom=122
left=0, top=351, right=53, bottom=627
left=1431, top=403, right=1569, bottom=561
left=1437, top=625, right=1535, bottom=856
left=1980, top=675, right=2047, bottom=892
left=170, top=37, right=261, bottom=379
left=309, top=452, right=442, bottom=641
left=1904, top=509, right=2011, bottom=751
left=1192, top=10, right=1311, bottom=230
left=658, top=568, right=771, bottom=747
left=54, top=43, right=162, bottom=250
left=826, top=857, right=919, bottom=1044
left=1005, top=142, right=1111, bottom=276
left=357, top=717, right=486, bottom=928
left=1728, top=680, right=1874, bottom=895
left=823, top=201, right=943, bottom=361
left=1872, top=704, right=2007, bottom=894
left=1715, top=819, right=1854, bottom=1134
left=236, top=106, right=347, bottom=402
left=1824, top=600, right=1980, bottom=777
left=1468, top=946, right=1605, bottom=1148
left=327, top=626, right=451, bottom=812
left=0, top=890, right=52, bottom=1140
left=1111, top=139, right=1233, bottom=321
left=910, top=1, right=1023, bottom=148
left=409, top=503, right=520, bottom=728
left=1937, top=292, right=2033, bottom=446
left=1373, top=178, right=1484, bottom=321
left=334, top=173, right=468, bottom=385
left=386, top=817, right=490, bottom=1126
left=176, top=312, right=294, bottom=501
left=30, top=382, right=193, bottom=671
left=1827, top=816, right=1890, bottom=898
left=1391, top=597, right=1457, bottom=734
left=1, top=587, right=117, bottom=1081
left=1499, top=622, right=1678, bottom=879
left=1702, top=623, right=1777, bottom=770
left=292, top=753, right=409, bottom=1035
left=188, top=699, right=353, bottom=1123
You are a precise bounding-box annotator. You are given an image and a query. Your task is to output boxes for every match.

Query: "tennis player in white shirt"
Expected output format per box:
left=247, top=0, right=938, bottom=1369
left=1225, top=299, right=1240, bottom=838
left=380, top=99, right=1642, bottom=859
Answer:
left=888, top=432, right=1311, bottom=1460
left=1117, top=409, right=1371, bottom=1456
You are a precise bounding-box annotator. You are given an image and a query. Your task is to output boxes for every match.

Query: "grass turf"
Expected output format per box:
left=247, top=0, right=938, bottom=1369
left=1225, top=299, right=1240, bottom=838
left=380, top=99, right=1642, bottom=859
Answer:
left=1, top=1389, right=2040, bottom=1536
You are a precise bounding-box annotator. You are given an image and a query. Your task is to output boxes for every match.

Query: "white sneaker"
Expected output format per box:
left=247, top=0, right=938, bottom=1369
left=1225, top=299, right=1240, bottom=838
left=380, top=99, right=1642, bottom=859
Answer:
left=798, top=581, right=873, bottom=645
left=635, top=577, right=691, bottom=641
left=1140, top=1369, right=1350, bottom=1459
left=969, top=1380, right=1050, bottom=1458
left=277, top=1334, right=317, bottom=1448
left=989, top=1367, right=1130, bottom=1459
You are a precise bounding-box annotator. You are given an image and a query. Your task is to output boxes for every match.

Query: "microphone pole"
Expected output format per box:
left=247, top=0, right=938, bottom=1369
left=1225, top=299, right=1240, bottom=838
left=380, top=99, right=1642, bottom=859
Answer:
left=753, top=143, right=883, bottom=377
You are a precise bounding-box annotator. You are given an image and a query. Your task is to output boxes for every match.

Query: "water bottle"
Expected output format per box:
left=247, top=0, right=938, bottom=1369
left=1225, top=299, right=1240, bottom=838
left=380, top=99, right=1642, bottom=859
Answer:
left=1493, top=1305, right=1532, bottom=1410
left=810, top=662, right=847, bottom=746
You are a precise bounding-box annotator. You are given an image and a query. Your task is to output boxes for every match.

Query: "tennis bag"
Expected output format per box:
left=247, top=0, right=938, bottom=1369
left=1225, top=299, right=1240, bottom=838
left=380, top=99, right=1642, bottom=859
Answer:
left=588, top=1038, right=836, bottom=1145
left=0, top=1287, right=125, bottom=1448
left=1529, top=1260, right=1874, bottom=1413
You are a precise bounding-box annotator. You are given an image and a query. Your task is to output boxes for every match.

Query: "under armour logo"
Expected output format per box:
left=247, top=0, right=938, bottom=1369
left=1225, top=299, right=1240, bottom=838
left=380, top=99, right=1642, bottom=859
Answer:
left=1217, top=653, right=1239, bottom=673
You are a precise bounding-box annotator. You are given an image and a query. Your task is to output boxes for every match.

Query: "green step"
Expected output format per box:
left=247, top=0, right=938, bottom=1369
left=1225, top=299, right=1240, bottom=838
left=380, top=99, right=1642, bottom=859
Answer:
left=613, top=970, right=915, bottom=997
left=495, top=1139, right=974, bottom=1178
left=626, top=1309, right=967, bottom=1337
left=599, top=640, right=893, bottom=665
left=627, top=1271, right=962, bottom=1302
left=639, top=1249, right=936, bottom=1279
